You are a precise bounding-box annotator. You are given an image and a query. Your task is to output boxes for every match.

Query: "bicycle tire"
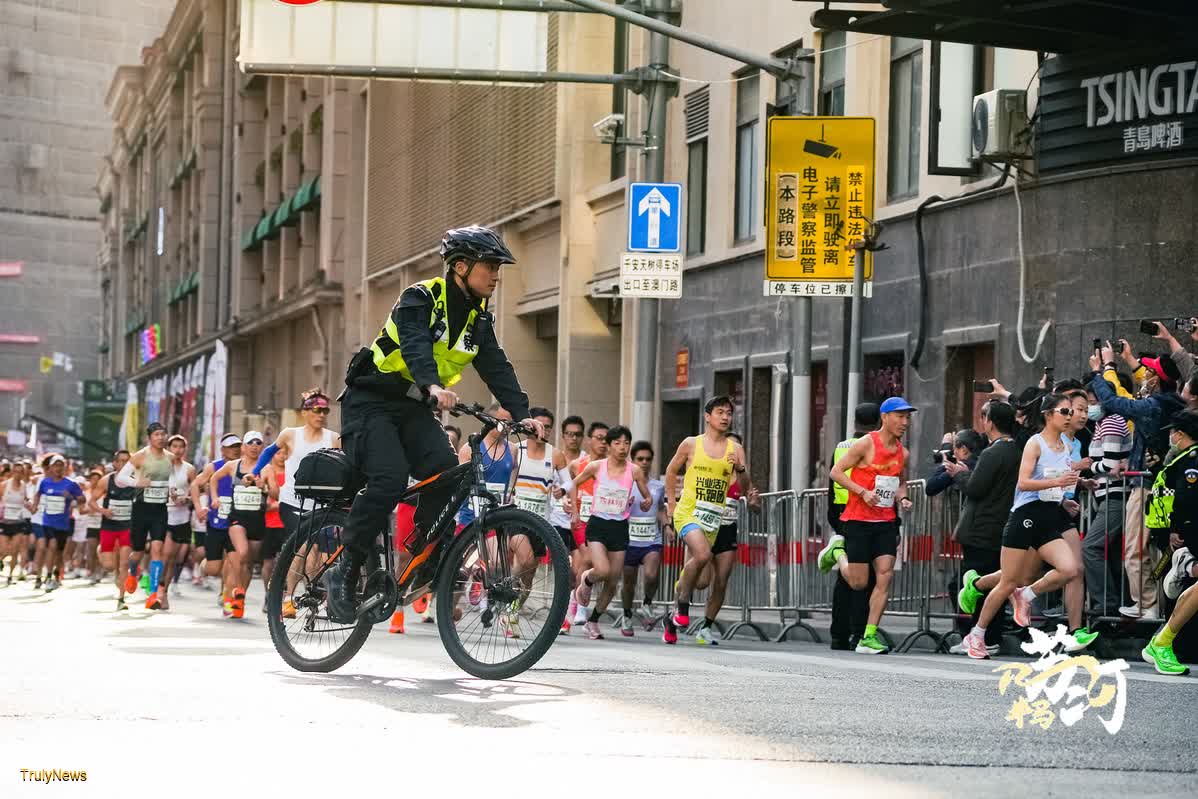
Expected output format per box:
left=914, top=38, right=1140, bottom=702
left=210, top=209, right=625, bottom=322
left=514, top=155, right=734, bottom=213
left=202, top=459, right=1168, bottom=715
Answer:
left=436, top=506, right=570, bottom=679
left=266, top=508, right=373, bottom=673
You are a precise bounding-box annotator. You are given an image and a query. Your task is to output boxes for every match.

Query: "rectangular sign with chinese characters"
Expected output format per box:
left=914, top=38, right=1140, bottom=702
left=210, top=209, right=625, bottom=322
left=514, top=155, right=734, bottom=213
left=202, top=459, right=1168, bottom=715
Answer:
left=619, top=252, right=683, bottom=298
left=764, top=117, right=875, bottom=297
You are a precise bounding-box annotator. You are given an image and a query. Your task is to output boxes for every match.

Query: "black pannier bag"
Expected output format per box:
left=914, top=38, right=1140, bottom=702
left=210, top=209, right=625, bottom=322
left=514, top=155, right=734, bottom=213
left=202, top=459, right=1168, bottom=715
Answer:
left=292, top=448, right=359, bottom=503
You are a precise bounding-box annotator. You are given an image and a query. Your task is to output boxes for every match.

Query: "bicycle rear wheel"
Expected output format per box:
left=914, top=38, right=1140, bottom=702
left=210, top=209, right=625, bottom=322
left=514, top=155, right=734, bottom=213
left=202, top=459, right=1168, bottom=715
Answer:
left=266, top=507, right=373, bottom=672
left=436, top=506, right=570, bottom=679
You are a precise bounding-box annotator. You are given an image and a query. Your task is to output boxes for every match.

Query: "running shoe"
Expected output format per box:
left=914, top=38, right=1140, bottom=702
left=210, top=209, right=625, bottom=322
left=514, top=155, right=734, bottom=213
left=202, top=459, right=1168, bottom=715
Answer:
left=503, top=612, right=522, bottom=639
left=620, top=614, right=634, bottom=637
left=948, top=640, right=1000, bottom=657
left=116, top=598, right=128, bottom=612
left=962, top=632, right=990, bottom=660
left=694, top=626, right=720, bottom=646
left=584, top=620, right=604, bottom=640
left=388, top=609, right=405, bottom=634
left=34, top=577, right=42, bottom=590
left=1063, top=627, right=1099, bottom=653
left=1163, top=547, right=1195, bottom=600
left=559, top=618, right=571, bottom=636
left=672, top=610, right=690, bottom=629
left=662, top=616, right=678, bottom=645
left=411, top=593, right=430, bottom=615
left=144, top=591, right=160, bottom=610
left=282, top=598, right=297, bottom=619
left=957, top=569, right=983, bottom=615
left=1142, top=640, right=1189, bottom=675
left=817, top=534, right=846, bottom=574
left=574, top=579, right=592, bottom=608
left=854, top=633, right=888, bottom=655
left=123, top=573, right=137, bottom=594
left=88, top=575, right=101, bottom=586
left=139, top=573, right=150, bottom=594
left=231, top=588, right=246, bottom=619
left=1009, top=586, right=1033, bottom=627
left=222, top=597, right=233, bottom=617
left=636, top=604, right=655, bottom=631
left=572, top=603, right=589, bottom=626
left=468, top=572, right=484, bottom=607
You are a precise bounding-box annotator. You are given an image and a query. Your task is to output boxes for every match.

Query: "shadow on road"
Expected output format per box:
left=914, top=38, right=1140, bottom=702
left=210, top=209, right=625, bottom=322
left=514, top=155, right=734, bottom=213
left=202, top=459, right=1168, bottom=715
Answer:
left=273, top=671, right=580, bottom=729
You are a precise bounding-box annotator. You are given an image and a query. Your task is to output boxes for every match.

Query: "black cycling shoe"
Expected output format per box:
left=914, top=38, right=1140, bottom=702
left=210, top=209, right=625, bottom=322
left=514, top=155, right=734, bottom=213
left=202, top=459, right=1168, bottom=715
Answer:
left=325, top=553, right=365, bottom=624
left=830, top=638, right=852, bottom=651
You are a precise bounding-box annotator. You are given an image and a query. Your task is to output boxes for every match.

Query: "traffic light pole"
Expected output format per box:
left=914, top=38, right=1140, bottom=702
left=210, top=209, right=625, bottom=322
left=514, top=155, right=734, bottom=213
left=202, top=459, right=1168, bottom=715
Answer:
left=630, top=0, right=671, bottom=443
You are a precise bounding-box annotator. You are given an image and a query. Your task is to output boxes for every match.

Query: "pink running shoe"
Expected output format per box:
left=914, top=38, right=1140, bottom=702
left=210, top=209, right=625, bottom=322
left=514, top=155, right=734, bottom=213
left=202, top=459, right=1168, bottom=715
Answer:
left=963, top=632, right=990, bottom=660
left=584, top=620, right=604, bottom=640
left=1010, top=587, right=1032, bottom=627
left=575, top=581, right=592, bottom=607
left=662, top=617, right=678, bottom=645
left=673, top=612, right=690, bottom=629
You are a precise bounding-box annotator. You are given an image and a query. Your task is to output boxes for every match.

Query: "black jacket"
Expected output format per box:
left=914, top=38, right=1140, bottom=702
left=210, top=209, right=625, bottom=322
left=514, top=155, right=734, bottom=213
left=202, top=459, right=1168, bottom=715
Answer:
left=955, top=438, right=1021, bottom=549
left=352, top=278, right=530, bottom=421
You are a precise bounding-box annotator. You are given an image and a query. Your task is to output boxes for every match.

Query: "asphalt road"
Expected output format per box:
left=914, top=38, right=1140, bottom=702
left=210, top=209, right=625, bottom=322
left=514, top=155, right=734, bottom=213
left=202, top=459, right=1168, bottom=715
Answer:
left=2, top=576, right=1194, bottom=797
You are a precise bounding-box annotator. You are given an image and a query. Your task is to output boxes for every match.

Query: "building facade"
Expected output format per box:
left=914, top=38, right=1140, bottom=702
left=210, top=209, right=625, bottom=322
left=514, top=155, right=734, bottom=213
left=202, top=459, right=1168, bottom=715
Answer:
left=1, top=0, right=172, bottom=454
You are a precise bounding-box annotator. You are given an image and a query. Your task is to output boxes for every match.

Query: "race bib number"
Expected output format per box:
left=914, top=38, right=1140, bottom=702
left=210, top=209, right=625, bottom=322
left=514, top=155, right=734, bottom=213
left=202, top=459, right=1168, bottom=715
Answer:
left=217, top=496, right=233, bottom=519
left=723, top=498, right=740, bottom=524
left=692, top=500, right=725, bottom=533
left=514, top=487, right=549, bottom=517
left=593, top=483, right=630, bottom=517
left=579, top=494, right=593, bottom=522
left=874, top=476, right=900, bottom=509
left=143, top=481, right=169, bottom=504
left=43, top=495, right=67, bottom=516
left=629, top=517, right=658, bottom=543
left=4, top=502, right=22, bottom=519
left=1039, top=468, right=1065, bottom=503
left=109, top=499, right=133, bottom=522
left=233, top=486, right=263, bottom=512
left=485, top=482, right=508, bottom=502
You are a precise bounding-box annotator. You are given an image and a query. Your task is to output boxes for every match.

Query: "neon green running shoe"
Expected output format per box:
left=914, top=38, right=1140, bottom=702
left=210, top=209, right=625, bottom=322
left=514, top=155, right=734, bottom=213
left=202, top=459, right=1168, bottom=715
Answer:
left=817, top=534, right=845, bottom=574
left=854, top=633, right=889, bottom=655
left=1064, top=627, right=1099, bottom=652
left=958, top=569, right=982, bottom=615
left=139, top=573, right=150, bottom=594
left=1141, top=641, right=1190, bottom=676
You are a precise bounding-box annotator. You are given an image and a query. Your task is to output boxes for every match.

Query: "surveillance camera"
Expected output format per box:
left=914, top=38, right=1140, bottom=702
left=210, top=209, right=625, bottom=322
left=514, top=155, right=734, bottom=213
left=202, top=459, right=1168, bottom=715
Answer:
left=592, top=113, right=625, bottom=140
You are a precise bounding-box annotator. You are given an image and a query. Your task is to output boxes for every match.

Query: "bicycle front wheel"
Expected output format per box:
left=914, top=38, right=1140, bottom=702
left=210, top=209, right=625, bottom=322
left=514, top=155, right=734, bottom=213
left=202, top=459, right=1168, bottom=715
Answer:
left=436, top=506, right=570, bottom=680
left=267, top=507, right=373, bottom=673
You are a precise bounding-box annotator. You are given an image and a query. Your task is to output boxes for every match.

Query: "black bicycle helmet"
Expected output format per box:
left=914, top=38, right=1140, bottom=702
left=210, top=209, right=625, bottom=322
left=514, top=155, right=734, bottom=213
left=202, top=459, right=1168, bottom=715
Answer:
left=439, top=225, right=516, bottom=266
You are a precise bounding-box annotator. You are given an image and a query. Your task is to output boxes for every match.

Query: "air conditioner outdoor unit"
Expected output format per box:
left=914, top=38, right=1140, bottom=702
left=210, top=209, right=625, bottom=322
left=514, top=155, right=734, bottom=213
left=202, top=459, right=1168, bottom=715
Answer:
left=971, top=89, right=1029, bottom=161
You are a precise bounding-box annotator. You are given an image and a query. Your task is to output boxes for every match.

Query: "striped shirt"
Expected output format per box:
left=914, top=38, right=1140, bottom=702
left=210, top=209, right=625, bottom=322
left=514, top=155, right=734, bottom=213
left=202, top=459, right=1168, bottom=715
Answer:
left=1089, top=414, right=1131, bottom=498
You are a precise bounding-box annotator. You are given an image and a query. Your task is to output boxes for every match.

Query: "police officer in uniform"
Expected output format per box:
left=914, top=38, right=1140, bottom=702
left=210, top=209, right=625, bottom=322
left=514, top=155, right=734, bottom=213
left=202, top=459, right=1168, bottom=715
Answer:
left=1143, top=409, right=1198, bottom=675
left=820, top=403, right=880, bottom=650
left=333, top=226, right=542, bottom=620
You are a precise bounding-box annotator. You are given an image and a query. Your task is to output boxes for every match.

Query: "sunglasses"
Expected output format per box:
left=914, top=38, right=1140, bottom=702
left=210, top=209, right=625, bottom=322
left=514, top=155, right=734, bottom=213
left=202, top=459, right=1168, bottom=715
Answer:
left=1052, top=408, right=1074, bottom=417
left=246, top=439, right=264, bottom=445
left=308, top=407, right=331, bottom=415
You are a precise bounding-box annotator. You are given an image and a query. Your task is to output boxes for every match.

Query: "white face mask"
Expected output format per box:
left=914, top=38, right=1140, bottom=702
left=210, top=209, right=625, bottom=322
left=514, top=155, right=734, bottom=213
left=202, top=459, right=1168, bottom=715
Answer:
left=1087, top=404, right=1102, bottom=421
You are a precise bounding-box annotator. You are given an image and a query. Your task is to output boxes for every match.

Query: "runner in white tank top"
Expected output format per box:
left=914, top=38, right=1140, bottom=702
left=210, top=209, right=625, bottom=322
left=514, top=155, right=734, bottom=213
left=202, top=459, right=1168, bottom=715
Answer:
left=248, top=389, right=339, bottom=619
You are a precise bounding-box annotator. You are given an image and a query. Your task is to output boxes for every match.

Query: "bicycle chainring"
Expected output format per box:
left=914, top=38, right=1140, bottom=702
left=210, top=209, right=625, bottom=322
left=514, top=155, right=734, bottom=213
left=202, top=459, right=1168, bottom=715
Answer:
left=361, top=569, right=399, bottom=625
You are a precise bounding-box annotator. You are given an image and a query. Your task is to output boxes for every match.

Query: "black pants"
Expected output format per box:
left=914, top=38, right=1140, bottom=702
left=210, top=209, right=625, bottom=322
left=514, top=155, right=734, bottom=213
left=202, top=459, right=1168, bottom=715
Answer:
left=340, top=388, right=457, bottom=556
left=960, top=544, right=1003, bottom=647
left=830, top=569, right=875, bottom=643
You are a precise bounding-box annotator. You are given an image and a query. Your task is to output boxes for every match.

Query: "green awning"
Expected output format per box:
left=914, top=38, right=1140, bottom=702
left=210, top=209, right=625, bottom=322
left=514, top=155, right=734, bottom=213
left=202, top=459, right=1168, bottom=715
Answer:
left=241, top=223, right=260, bottom=251
left=293, top=175, right=321, bottom=212
left=188, top=270, right=200, bottom=292
left=255, top=213, right=277, bottom=242
left=272, top=194, right=297, bottom=228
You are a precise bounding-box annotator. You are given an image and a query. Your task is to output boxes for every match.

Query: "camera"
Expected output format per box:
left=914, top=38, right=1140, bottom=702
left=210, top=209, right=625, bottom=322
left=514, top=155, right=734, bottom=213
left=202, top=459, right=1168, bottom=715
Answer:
left=932, top=450, right=957, bottom=465
left=1173, top=317, right=1196, bottom=334
left=592, top=113, right=625, bottom=141
left=1140, top=320, right=1160, bottom=336
left=972, top=380, right=994, bottom=393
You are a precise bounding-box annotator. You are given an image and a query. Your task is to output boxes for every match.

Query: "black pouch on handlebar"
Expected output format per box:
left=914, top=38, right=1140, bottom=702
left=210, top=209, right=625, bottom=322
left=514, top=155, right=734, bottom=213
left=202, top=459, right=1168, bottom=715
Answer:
left=293, top=448, right=360, bottom=504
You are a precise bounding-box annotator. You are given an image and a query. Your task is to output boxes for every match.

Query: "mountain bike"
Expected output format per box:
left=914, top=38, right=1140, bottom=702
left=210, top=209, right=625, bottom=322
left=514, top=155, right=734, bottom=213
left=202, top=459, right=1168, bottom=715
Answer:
left=265, top=402, right=571, bottom=679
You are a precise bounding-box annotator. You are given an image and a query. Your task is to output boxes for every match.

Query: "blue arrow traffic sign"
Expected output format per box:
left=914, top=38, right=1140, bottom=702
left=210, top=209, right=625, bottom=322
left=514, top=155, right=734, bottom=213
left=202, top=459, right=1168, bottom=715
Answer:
left=627, top=182, right=683, bottom=253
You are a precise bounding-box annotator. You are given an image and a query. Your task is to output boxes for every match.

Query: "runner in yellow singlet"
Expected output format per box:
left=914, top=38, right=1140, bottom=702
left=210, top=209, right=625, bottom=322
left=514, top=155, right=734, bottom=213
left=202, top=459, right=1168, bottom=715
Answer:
left=663, top=396, right=758, bottom=645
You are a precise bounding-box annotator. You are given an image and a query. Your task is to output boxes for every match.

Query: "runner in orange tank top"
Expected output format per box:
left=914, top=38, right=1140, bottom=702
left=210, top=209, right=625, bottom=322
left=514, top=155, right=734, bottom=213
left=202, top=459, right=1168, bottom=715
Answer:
left=828, top=397, right=916, bottom=655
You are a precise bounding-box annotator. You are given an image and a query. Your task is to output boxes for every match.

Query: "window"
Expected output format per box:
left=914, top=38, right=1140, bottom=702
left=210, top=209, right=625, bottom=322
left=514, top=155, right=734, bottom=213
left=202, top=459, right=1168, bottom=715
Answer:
left=684, top=87, right=710, bottom=256
left=773, top=41, right=812, bottom=116
left=888, top=37, right=923, bottom=200
left=686, top=140, right=707, bottom=255
left=610, top=20, right=628, bottom=181
left=818, top=31, right=846, bottom=116
left=734, top=71, right=759, bottom=242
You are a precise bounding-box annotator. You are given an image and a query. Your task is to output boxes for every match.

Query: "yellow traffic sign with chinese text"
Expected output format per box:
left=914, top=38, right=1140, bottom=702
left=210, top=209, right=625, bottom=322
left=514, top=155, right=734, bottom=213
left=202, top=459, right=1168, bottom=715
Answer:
left=765, top=117, right=875, bottom=296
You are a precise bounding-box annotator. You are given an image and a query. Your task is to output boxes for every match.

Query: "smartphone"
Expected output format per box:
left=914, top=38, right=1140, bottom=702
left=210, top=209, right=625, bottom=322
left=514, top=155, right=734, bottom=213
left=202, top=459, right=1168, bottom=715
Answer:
left=1118, top=339, right=1126, bottom=353
left=972, top=380, right=994, bottom=393
left=1173, top=317, right=1197, bottom=334
left=1092, top=338, right=1102, bottom=353
left=1140, top=320, right=1159, bottom=336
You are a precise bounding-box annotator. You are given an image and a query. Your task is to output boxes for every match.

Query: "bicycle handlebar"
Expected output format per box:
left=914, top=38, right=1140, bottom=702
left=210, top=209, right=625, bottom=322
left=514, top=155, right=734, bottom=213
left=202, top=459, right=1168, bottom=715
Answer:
left=441, top=401, right=538, bottom=438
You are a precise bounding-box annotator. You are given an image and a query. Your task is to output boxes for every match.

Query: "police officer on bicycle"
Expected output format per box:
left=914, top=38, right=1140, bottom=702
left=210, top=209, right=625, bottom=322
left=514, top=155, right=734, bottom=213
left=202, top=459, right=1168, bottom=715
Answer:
left=332, top=225, right=544, bottom=620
